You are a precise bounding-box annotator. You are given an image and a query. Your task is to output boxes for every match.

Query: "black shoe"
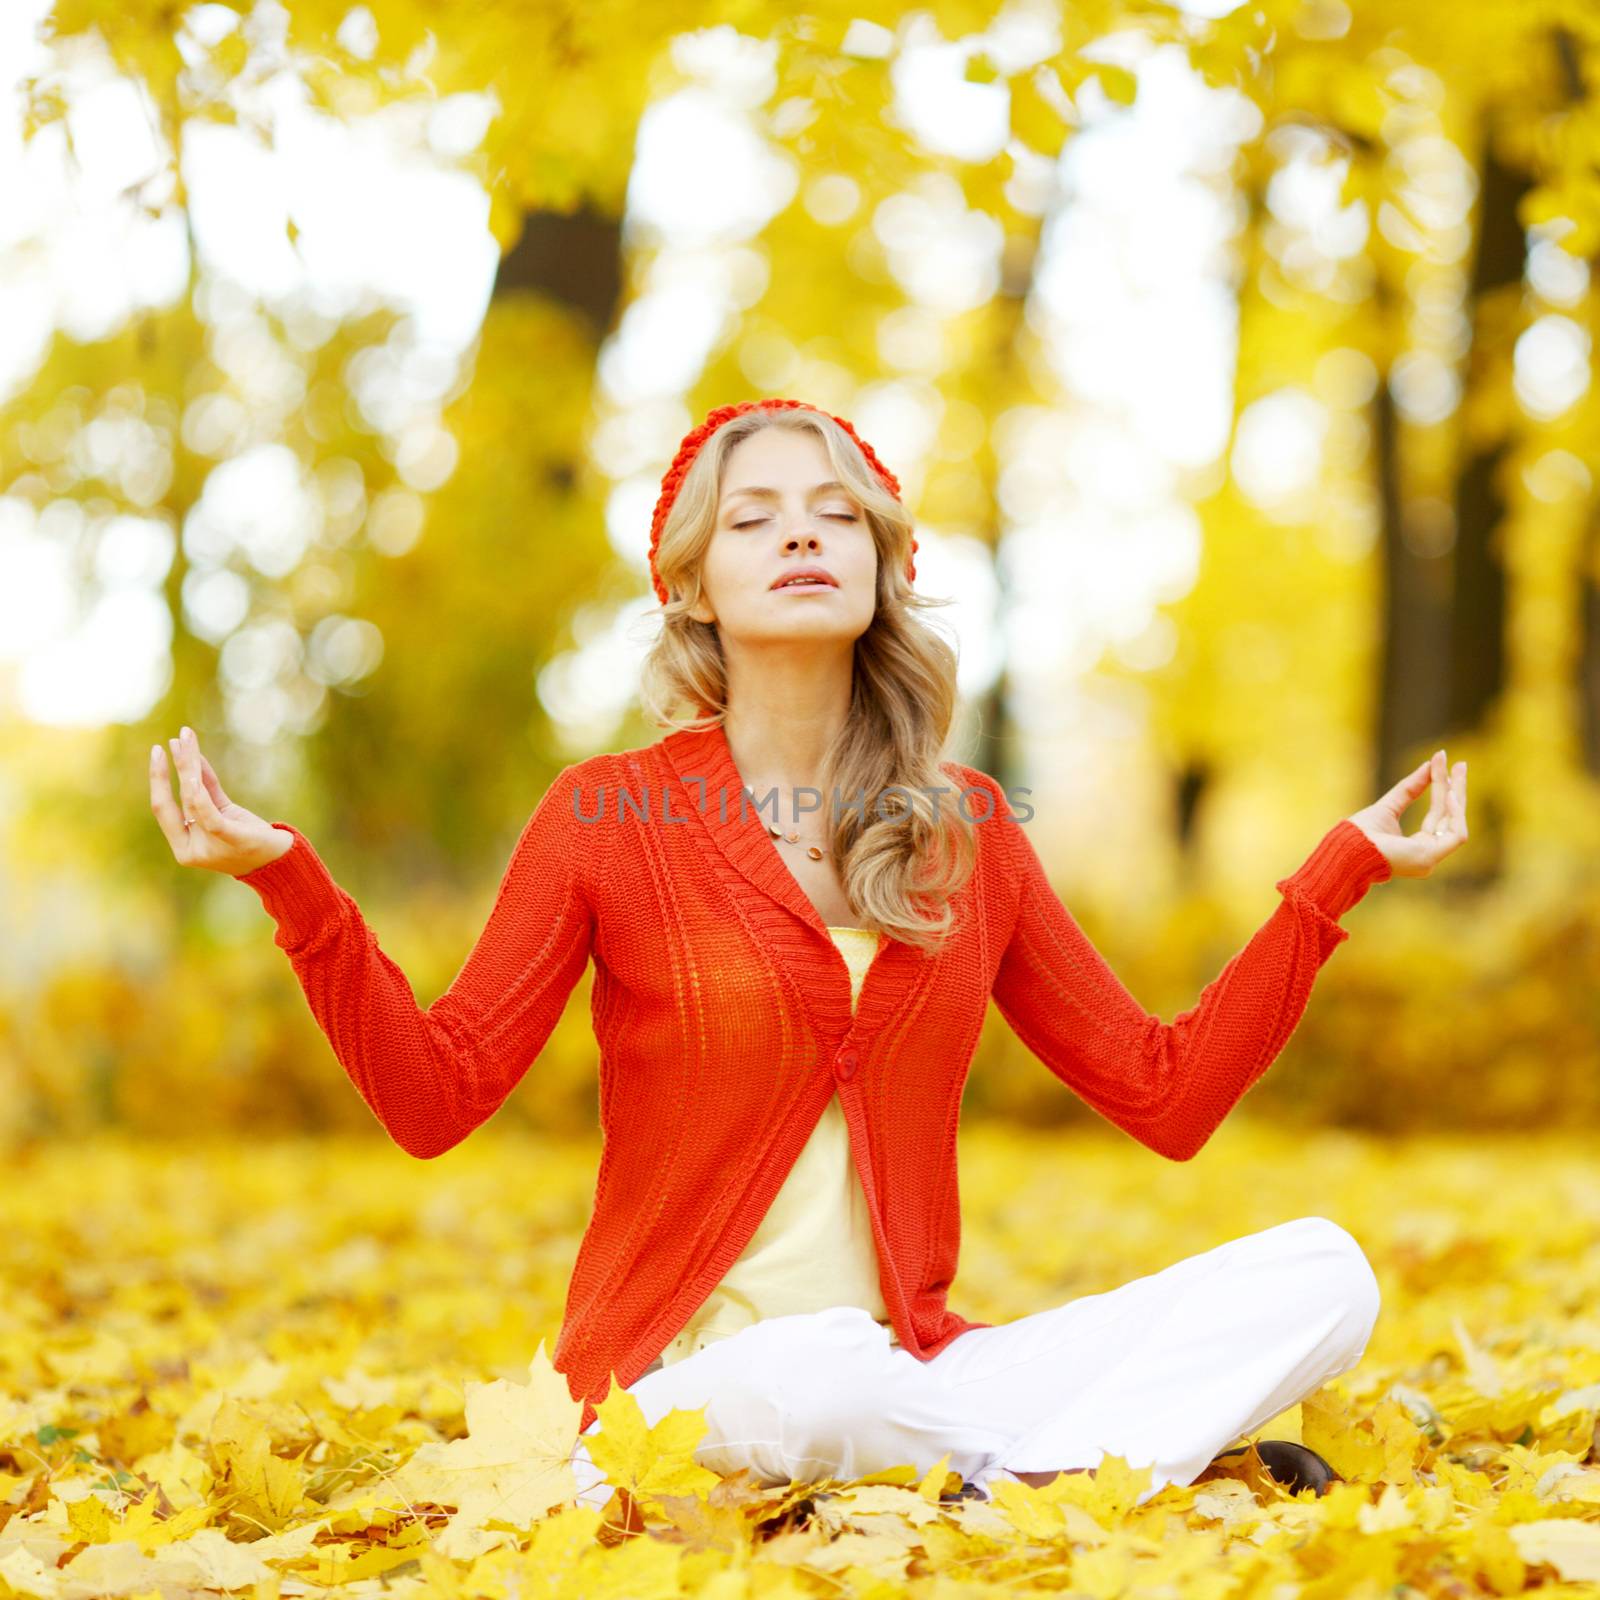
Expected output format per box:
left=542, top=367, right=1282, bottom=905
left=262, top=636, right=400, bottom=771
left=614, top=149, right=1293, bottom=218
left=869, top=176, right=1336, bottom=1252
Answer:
left=1254, top=1440, right=1338, bottom=1496
left=1209, top=1438, right=1339, bottom=1496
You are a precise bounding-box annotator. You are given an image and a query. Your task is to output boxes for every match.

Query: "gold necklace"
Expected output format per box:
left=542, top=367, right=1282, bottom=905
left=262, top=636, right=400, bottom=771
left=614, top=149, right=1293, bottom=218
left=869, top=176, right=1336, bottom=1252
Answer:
left=765, top=821, right=827, bottom=861
left=746, top=787, right=829, bottom=860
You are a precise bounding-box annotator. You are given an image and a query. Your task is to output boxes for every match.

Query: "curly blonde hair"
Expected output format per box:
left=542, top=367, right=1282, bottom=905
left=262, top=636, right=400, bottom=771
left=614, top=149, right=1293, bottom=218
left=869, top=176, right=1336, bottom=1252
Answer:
left=638, top=405, right=977, bottom=954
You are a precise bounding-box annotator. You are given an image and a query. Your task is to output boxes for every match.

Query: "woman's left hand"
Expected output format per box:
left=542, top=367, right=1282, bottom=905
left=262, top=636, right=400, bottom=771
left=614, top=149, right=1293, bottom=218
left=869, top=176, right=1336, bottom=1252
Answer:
left=1346, top=748, right=1468, bottom=878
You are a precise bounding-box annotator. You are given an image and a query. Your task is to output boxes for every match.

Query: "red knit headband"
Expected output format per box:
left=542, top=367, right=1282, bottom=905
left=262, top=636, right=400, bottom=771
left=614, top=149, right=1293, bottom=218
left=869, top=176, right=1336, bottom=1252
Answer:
left=647, top=397, right=918, bottom=605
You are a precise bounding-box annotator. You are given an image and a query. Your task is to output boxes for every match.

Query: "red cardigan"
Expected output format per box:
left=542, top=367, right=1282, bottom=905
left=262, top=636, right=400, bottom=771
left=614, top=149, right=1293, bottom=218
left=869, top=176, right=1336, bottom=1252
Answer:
left=237, top=720, right=1391, bottom=1431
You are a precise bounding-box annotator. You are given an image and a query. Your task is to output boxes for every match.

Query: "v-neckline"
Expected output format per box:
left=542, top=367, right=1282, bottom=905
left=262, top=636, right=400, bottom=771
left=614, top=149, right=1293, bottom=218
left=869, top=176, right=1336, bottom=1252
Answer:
left=658, top=720, right=925, bottom=1046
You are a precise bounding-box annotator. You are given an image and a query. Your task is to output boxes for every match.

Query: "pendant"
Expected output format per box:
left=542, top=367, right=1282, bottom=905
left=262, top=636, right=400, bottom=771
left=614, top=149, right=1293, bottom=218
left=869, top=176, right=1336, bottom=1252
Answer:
left=765, top=822, right=825, bottom=860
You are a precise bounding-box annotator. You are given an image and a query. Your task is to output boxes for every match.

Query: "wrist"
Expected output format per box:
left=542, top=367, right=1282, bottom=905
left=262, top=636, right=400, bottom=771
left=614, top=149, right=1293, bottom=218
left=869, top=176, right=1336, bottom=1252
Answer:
left=234, top=821, right=347, bottom=946
left=235, top=825, right=300, bottom=876
left=237, top=825, right=295, bottom=876
left=1276, top=817, right=1393, bottom=922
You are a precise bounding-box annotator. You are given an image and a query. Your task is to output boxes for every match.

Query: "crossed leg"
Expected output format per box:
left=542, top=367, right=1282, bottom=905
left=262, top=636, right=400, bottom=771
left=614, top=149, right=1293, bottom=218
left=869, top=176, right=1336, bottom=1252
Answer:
left=568, top=1216, right=1380, bottom=1509
left=938, top=1216, right=1381, bottom=1500
left=568, top=1302, right=989, bottom=1510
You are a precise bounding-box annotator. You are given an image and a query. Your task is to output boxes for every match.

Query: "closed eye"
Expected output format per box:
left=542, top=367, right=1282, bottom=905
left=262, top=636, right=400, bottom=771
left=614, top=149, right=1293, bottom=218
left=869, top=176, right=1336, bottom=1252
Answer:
left=734, top=514, right=858, bottom=529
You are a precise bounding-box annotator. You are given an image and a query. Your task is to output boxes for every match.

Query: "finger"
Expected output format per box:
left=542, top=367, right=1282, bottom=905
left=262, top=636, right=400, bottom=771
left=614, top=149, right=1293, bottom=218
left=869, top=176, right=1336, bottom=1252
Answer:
left=148, top=742, right=189, bottom=853
left=1420, top=764, right=1469, bottom=853
left=1419, top=750, right=1447, bottom=834
left=167, top=738, right=193, bottom=828
left=173, top=726, right=216, bottom=825
left=1377, top=757, right=1433, bottom=820
left=1447, top=760, right=1468, bottom=837
left=174, top=727, right=226, bottom=834
left=198, top=749, right=231, bottom=810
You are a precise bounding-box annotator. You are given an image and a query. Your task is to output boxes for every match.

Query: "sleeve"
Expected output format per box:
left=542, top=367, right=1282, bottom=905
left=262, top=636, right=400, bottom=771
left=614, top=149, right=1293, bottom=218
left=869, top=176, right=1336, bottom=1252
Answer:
left=233, top=763, right=598, bottom=1159
left=982, top=774, right=1391, bottom=1161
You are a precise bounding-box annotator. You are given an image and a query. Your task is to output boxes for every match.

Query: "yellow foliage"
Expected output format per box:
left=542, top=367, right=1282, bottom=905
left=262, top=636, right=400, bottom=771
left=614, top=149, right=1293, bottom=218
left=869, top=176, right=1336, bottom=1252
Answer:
left=1009, top=68, right=1072, bottom=159
left=5, top=854, right=1598, bottom=1143
left=7, top=0, right=1600, bottom=1153
left=208, top=1396, right=309, bottom=1531
left=0, top=1123, right=1597, bottom=1593
left=584, top=1385, right=723, bottom=1511
left=1302, top=1390, right=1429, bottom=1485
left=3, top=14, right=1599, bottom=1587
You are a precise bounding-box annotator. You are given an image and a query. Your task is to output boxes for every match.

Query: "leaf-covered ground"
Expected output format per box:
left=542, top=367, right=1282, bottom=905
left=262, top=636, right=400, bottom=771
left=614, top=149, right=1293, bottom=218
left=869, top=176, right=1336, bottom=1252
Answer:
left=3, top=1118, right=1600, bottom=1597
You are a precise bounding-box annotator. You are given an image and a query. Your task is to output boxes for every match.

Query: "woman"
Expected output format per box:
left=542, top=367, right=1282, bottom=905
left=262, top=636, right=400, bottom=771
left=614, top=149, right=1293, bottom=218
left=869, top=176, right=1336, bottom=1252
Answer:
left=150, top=397, right=1468, bottom=1510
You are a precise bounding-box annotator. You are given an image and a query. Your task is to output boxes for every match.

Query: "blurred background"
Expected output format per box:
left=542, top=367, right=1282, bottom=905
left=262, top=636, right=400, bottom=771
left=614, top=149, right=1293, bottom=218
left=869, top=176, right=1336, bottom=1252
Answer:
left=3, top=0, right=1600, bottom=1147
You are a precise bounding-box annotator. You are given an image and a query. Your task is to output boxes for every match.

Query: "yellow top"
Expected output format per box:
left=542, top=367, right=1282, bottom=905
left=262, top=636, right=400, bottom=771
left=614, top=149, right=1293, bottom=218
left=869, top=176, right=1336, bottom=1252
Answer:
left=655, top=924, right=896, bottom=1366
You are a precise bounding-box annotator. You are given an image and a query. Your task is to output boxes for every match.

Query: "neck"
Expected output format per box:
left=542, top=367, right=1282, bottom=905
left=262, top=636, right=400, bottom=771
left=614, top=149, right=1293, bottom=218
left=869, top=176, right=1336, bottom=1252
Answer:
left=720, top=639, right=853, bottom=811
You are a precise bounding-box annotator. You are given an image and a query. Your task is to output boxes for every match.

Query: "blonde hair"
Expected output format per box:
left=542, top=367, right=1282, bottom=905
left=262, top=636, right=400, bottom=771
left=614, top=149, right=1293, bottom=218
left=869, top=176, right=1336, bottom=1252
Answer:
left=637, top=406, right=976, bottom=955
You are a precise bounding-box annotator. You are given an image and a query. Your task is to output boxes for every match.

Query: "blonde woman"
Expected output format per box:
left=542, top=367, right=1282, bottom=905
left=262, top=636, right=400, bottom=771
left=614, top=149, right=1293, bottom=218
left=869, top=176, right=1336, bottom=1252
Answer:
left=151, top=398, right=1468, bottom=1509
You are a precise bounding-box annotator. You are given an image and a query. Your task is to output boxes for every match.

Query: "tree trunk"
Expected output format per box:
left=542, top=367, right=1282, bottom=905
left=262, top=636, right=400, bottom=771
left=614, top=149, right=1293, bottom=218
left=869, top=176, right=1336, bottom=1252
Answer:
left=1372, top=259, right=1452, bottom=799
left=960, top=231, right=1040, bottom=798
left=1448, top=121, right=1528, bottom=737
left=492, top=206, right=624, bottom=335
left=1581, top=512, right=1600, bottom=774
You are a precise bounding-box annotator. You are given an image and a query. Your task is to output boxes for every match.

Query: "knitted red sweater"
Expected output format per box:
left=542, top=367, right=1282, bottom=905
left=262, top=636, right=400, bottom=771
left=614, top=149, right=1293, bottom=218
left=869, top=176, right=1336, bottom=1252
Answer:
left=236, top=720, right=1392, bottom=1431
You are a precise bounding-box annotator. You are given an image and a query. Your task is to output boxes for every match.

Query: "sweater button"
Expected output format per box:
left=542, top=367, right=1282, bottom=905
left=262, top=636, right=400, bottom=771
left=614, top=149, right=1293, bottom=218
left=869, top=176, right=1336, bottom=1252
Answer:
left=834, top=1046, right=860, bottom=1082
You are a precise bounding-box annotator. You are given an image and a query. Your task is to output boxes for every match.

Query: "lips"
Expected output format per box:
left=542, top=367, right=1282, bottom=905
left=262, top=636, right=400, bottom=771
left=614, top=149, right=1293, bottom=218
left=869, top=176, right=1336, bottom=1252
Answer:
left=771, top=568, right=838, bottom=590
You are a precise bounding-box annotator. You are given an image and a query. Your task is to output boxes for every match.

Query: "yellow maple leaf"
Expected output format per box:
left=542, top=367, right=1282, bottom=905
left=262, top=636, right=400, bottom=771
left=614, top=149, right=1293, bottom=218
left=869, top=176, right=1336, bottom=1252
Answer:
left=831, top=1483, right=947, bottom=1528
left=299, top=1523, right=435, bottom=1589
left=916, top=1451, right=954, bottom=1504
left=583, top=1377, right=722, bottom=1508
left=1066, top=1533, right=1154, bottom=1600
left=1302, top=1387, right=1388, bottom=1484
left=986, top=1474, right=1070, bottom=1541
left=1371, top=1396, right=1429, bottom=1483
left=208, top=1396, right=306, bottom=1530
left=1468, top=1522, right=1527, bottom=1594
left=1356, top=1482, right=1414, bottom=1532
left=385, top=1339, right=582, bottom=1559
left=1509, top=1519, right=1600, bottom=1582
left=989, top=1458, right=1154, bottom=1542
left=138, top=1500, right=211, bottom=1549
left=1061, top=1454, right=1156, bottom=1522
left=66, top=1488, right=170, bottom=1552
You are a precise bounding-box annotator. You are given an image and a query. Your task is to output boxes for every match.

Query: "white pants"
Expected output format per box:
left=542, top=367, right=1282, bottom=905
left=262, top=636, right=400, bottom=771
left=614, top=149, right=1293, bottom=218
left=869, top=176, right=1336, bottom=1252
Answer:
left=568, top=1215, right=1380, bottom=1509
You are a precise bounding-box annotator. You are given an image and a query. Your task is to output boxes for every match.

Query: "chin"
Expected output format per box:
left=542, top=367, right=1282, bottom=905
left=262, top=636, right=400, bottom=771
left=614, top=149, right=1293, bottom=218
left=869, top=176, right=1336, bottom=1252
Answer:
left=738, top=617, right=862, bottom=645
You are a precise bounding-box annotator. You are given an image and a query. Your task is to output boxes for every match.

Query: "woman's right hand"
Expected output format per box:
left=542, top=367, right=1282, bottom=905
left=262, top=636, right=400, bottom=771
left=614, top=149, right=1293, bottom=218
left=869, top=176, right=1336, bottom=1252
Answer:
left=150, top=725, right=293, bottom=876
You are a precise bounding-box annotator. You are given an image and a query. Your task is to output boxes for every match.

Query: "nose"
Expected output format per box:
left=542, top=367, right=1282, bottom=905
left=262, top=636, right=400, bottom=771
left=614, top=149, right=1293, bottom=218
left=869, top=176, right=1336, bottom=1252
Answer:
left=783, top=528, right=822, bottom=554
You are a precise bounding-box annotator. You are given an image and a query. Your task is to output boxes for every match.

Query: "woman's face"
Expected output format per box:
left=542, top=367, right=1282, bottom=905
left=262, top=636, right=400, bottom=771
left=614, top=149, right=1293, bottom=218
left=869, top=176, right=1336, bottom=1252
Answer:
left=688, top=427, right=879, bottom=645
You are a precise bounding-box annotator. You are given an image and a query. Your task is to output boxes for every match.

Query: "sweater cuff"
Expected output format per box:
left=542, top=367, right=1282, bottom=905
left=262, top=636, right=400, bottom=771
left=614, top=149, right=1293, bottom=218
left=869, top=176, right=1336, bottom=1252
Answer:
left=1274, top=818, right=1393, bottom=922
left=234, top=821, right=347, bottom=946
